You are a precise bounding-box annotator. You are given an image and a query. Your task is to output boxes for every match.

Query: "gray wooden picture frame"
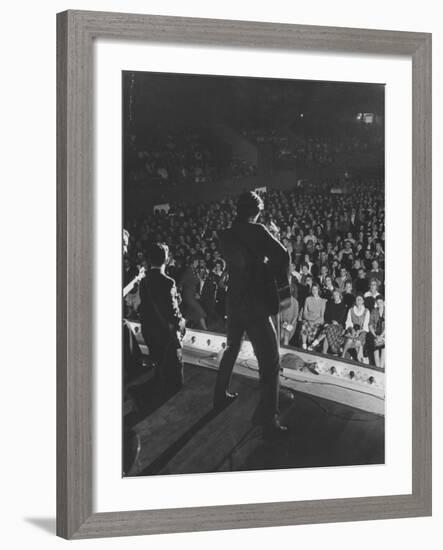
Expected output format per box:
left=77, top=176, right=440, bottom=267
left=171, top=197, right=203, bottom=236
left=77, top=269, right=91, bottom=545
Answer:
left=56, top=9, right=432, bottom=539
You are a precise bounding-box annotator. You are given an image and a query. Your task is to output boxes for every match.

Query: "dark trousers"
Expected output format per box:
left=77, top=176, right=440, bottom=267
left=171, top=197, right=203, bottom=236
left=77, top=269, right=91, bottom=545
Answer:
left=142, top=327, right=184, bottom=394
left=213, top=302, right=280, bottom=425
left=123, top=322, right=143, bottom=381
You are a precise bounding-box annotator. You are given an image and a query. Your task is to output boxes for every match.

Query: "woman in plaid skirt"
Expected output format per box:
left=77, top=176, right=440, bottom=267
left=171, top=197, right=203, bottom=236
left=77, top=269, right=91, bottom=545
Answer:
left=311, top=289, right=347, bottom=354
left=300, top=283, right=326, bottom=349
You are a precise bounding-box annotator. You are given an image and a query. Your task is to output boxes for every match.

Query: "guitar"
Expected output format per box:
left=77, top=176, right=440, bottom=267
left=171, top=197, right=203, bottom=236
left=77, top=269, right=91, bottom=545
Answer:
left=123, top=267, right=146, bottom=298
left=262, top=261, right=292, bottom=315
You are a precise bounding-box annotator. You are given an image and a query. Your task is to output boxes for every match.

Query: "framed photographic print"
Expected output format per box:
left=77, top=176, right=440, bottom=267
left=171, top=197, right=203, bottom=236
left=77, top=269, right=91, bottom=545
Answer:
left=57, top=10, right=432, bottom=539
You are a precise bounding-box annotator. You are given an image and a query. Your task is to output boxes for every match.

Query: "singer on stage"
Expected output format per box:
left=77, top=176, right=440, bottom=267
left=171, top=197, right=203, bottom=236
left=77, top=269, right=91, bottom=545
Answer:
left=213, top=191, right=290, bottom=438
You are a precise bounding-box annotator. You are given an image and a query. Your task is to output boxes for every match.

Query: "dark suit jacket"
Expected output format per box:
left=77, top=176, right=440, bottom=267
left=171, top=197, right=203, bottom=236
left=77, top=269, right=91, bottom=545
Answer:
left=139, top=269, right=183, bottom=337
left=220, top=220, right=289, bottom=309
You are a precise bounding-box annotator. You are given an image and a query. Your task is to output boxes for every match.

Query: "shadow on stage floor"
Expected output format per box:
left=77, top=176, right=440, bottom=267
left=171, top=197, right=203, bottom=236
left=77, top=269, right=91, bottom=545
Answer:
left=124, top=363, right=384, bottom=477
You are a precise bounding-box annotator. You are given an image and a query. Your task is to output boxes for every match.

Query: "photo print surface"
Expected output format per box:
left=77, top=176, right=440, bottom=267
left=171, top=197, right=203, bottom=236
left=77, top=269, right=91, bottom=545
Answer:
left=122, top=71, right=385, bottom=477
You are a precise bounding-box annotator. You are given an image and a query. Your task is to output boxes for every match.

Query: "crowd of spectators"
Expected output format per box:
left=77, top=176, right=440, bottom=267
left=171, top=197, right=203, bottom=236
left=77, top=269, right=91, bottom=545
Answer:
left=124, top=177, right=385, bottom=368
left=240, top=127, right=383, bottom=171
left=126, top=126, right=383, bottom=194
left=227, top=156, right=258, bottom=178
left=241, top=128, right=296, bottom=168
left=294, top=134, right=383, bottom=168
left=128, top=131, right=219, bottom=188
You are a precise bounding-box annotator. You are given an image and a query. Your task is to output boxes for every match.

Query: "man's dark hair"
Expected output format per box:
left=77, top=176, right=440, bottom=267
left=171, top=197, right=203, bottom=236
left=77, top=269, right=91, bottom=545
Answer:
left=214, top=258, right=226, bottom=270
left=147, top=242, right=169, bottom=267
left=236, top=191, right=264, bottom=220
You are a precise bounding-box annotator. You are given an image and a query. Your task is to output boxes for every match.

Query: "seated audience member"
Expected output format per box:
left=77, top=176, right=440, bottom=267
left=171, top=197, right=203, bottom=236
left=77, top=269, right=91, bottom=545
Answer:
left=368, top=259, right=384, bottom=289
left=367, top=296, right=386, bottom=368
left=349, top=258, right=362, bottom=281
left=374, top=241, right=385, bottom=264
left=291, top=262, right=310, bottom=283
left=338, top=240, right=354, bottom=267
left=292, top=234, right=304, bottom=266
left=303, top=228, right=318, bottom=245
left=300, top=283, right=326, bottom=349
left=362, top=249, right=373, bottom=271
left=321, top=274, right=336, bottom=301
left=342, top=294, right=370, bottom=363
left=298, top=273, right=314, bottom=307
left=300, top=262, right=312, bottom=282
left=279, top=284, right=300, bottom=346
left=355, top=267, right=369, bottom=294
left=342, top=280, right=356, bottom=309
left=311, top=289, right=346, bottom=354
left=317, top=264, right=329, bottom=287
left=330, top=258, right=340, bottom=280
left=364, top=278, right=381, bottom=311
left=335, top=267, right=349, bottom=292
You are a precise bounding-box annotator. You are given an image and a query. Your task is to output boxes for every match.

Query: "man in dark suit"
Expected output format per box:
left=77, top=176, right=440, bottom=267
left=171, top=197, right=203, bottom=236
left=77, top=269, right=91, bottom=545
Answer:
left=139, top=243, right=185, bottom=395
left=213, top=191, right=290, bottom=438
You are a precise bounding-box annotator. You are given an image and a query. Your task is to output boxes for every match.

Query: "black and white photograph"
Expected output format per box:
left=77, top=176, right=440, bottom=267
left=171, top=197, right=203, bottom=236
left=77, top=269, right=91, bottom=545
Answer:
left=1, top=0, right=438, bottom=545
left=122, top=71, right=386, bottom=477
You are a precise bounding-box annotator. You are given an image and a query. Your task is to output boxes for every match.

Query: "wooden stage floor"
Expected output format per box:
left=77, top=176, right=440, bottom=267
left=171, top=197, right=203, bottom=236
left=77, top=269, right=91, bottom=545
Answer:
left=124, top=363, right=385, bottom=477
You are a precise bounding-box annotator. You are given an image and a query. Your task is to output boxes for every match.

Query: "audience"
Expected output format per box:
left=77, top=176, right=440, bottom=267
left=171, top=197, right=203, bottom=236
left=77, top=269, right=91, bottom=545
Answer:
left=128, top=131, right=219, bottom=188
left=124, top=176, right=385, bottom=367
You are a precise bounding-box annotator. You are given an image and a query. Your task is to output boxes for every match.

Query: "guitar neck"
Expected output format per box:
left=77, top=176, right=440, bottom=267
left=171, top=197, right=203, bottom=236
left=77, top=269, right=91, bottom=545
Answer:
left=123, top=267, right=146, bottom=298
left=123, top=273, right=142, bottom=298
left=123, top=279, right=137, bottom=298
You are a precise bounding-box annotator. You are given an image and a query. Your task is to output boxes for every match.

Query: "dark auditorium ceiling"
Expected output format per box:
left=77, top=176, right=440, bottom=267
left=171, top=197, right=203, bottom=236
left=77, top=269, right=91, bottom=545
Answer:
left=123, top=71, right=384, bottom=136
